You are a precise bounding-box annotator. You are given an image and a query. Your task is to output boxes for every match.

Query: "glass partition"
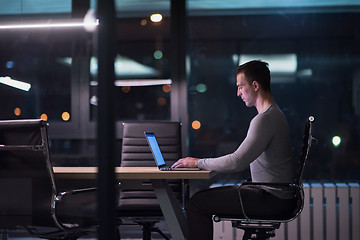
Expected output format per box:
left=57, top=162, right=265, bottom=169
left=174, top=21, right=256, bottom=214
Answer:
left=0, top=0, right=359, bottom=180
left=0, top=31, right=73, bottom=122
left=187, top=9, right=360, bottom=181
left=89, top=40, right=172, bottom=121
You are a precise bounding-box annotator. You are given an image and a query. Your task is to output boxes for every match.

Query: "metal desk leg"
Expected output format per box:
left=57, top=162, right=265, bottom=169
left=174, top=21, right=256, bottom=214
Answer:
left=151, top=179, right=188, bottom=240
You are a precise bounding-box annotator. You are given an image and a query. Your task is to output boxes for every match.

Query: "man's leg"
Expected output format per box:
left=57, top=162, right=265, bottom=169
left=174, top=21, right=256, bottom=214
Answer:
left=185, top=185, right=297, bottom=240
left=186, top=185, right=243, bottom=240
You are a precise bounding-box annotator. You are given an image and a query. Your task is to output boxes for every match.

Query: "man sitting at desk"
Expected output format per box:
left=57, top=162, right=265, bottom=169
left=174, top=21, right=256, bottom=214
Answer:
left=171, top=60, right=297, bottom=240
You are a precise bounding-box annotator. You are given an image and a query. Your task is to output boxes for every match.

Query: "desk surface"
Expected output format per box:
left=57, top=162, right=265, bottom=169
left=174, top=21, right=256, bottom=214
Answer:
left=53, top=167, right=214, bottom=179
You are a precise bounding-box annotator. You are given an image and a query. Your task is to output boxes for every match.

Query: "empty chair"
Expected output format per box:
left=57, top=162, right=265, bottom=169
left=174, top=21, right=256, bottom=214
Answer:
left=0, top=119, right=118, bottom=239
left=119, top=122, right=185, bottom=240
left=213, top=116, right=316, bottom=240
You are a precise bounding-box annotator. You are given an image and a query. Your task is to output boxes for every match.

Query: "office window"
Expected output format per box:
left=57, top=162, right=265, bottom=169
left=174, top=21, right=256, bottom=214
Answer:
left=0, top=0, right=71, bottom=15
left=188, top=10, right=360, bottom=181
left=0, top=31, right=73, bottom=122
left=90, top=80, right=172, bottom=121
left=90, top=4, right=172, bottom=121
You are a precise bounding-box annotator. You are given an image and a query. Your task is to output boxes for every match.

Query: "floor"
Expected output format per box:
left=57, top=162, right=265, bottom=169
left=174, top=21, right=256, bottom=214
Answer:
left=2, top=221, right=170, bottom=240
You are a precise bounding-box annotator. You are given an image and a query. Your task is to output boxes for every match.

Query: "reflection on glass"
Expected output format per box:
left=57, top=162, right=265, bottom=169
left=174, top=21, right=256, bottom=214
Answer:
left=13, top=107, right=21, bottom=116
left=150, top=13, right=163, bottom=23
left=0, top=43, right=72, bottom=121
left=188, top=8, right=360, bottom=181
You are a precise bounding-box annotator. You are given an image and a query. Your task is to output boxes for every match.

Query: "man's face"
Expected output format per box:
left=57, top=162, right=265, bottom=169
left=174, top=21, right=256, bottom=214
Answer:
left=236, top=73, right=256, bottom=107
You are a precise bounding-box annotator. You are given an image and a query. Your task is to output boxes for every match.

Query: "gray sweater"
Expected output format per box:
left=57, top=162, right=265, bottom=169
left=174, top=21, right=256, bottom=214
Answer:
left=198, top=104, right=295, bottom=198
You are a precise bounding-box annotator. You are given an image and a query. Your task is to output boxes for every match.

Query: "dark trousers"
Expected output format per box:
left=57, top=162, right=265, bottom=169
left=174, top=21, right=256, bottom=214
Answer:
left=186, top=185, right=297, bottom=240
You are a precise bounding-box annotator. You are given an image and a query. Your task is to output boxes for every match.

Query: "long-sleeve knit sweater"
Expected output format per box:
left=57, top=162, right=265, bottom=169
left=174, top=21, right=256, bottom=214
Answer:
left=197, top=104, right=295, bottom=198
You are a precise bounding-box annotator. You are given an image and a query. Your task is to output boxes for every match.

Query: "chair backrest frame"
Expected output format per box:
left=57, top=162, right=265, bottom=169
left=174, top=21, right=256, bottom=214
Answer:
left=119, top=121, right=184, bottom=213
left=121, top=121, right=182, bottom=167
left=295, top=116, right=315, bottom=187
left=0, top=119, right=57, bottom=228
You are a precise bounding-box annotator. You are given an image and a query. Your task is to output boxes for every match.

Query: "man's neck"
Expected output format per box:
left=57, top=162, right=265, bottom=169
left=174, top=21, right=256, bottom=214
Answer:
left=255, top=92, right=275, bottom=113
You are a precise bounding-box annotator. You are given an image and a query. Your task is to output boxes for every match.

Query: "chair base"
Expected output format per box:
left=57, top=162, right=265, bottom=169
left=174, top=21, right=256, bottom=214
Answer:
left=241, top=227, right=276, bottom=240
left=137, top=221, right=170, bottom=240
left=232, top=221, right=280, bottom=240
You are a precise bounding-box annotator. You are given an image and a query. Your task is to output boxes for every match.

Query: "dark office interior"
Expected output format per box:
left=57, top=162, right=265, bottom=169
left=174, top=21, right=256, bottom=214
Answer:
left=0, top=0, right=360, bottom=239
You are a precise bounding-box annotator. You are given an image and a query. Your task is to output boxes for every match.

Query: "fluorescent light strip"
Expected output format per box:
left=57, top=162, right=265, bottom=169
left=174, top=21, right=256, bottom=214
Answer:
left=0, top=77, right=31, bottom=91
left=115, top=79, right=172, bottom=86
left=90, top=79, right=172, bottom=87
left=239, top=54, right=297, bottom=73
left=0, top=19, right=99, bottom=30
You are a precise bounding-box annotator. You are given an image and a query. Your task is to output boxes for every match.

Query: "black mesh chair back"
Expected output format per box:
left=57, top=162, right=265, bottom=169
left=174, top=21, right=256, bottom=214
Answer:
left=0, top=119, right=56, bottom=229
left=119, top=122, right=183, bottom=239
left=0, top=119, right=105, bottom=240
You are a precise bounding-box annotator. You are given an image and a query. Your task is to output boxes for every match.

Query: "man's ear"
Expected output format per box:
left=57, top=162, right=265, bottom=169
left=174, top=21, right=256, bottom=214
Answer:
left=253, top=81, right=260, bottom=91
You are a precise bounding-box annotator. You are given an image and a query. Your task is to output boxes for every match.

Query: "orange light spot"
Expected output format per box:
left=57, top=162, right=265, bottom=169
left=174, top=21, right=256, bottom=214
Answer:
left=122, top=86, right=131, bottom=93
left=140, top=19, right=147, bottom=26
left=14, top=107, right=21, bottom=116
left=192, top=120, right=201, bottom=130
left=162, top=84, right=171, bottom=93
left=157, top=97, right=167, bottom=106
left=40, top=114, right=48, bottom=121
left=62, top=112, right=70, bottom=121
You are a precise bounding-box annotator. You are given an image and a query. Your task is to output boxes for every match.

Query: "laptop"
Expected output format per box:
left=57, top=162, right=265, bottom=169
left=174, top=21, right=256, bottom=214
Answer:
left=144, top=132, right=200, bottom=171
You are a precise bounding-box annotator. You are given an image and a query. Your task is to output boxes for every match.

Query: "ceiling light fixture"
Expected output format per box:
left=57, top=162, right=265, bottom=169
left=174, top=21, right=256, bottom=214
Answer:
left=90, top=79, right=172, bottom=87
left=0, top=18, right=99, bottom=30
left=115, top=79, right=172, bottom=86
left=239, top=54, right=297, bottom=73
left=0, top=76, right=31, bottom=91
left=150, top=13, right=163, bottom=23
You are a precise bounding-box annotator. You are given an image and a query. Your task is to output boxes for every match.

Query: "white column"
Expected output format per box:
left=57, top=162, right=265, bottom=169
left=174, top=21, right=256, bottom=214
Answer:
left=337, top=183, right=350, bottom=240
left=350, top=183, right=360, bottom=240
left=300, top=183, right=311, bottom=240
left=312, top=183, right=324, bottom=240
left=324, top=183, right=336, bottom=240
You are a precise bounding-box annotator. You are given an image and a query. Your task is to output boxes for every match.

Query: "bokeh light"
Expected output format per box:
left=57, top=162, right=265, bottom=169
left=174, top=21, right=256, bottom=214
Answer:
left=40, top=114, right=48, bottom=121
left=332, top=136, right=341, bottom=147
left=62, top=112, right=70, bottom=121
left=154, top=50, right=163, bottom=60
left=140, top=19, right=147, bottom=26
left=14, top=107, right=21, bottom=116
left=196, top=83, right=207, bottom=93
left=192, top=120, right=201, bottom=130
left=157, top=97, right=167, bottom=106
left=162, top=84, right=171, bottom=93
left=122, top=86, right=131, bottom=93
left=150, top=13, right=163, bottom=23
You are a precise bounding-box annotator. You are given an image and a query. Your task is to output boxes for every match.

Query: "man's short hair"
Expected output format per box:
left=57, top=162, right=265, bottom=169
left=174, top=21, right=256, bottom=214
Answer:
left=236, top=60, right=271, bottom=93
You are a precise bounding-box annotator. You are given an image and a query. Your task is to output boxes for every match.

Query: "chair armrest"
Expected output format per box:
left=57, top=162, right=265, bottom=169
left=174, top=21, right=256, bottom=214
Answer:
left=240, top=181, right=300, bottom=188
left=52, top=183, right=121, bottom=230
left=0, top=144, right=45, bottom=151
left=56, top=187, right=98, bottom=200
left=55, top=182, right=121, bottom=201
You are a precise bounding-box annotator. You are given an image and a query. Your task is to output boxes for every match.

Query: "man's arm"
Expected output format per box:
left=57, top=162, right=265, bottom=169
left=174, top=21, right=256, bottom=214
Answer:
left=174, top=113, right=274, bottom=172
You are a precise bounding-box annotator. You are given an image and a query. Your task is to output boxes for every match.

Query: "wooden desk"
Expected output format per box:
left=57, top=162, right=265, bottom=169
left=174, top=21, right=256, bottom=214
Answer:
left=53, top=166, right=213, bottom=179
left=53, top=167, right=214, bottom=240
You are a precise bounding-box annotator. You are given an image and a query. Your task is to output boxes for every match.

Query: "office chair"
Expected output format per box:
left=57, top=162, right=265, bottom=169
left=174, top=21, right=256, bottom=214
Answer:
left=213, top=116, right=316, bottom=240
left=119, top=122, right=185, bottom=240
left=0, top=119, right=119, bottom=240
